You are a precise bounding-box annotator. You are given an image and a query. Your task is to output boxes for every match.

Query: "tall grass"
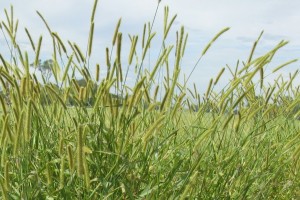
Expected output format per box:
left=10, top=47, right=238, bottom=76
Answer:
left=0, top=1, right=299, bottom=199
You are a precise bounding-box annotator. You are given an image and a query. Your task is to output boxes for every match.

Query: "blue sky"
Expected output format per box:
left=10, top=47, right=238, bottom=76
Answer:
left=0, top=0, right=300, bottom=92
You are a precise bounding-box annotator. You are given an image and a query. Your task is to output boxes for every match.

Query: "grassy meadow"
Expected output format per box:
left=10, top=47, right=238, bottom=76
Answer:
left=0, top=1, right=300, bottom=199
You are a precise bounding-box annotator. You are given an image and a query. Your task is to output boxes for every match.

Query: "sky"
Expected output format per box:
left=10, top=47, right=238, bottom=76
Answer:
left=0, top=0, right=300, bottom=92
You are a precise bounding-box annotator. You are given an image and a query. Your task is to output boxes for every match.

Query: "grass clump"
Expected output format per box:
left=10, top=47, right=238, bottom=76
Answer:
left=0, top=1, right=299, bottom=199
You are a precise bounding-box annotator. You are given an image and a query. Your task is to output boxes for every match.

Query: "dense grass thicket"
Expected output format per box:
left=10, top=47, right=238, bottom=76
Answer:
left=0, top=1, right=300, bottom=199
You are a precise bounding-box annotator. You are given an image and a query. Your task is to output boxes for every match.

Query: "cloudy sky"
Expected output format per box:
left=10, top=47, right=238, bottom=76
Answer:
left=0, top=0, right=300, bottom=92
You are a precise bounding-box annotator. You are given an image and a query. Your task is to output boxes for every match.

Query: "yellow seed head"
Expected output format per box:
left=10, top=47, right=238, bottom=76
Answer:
left=67, top=145, right=74, bottom=173
left=96, top=64, right=100, bottom=82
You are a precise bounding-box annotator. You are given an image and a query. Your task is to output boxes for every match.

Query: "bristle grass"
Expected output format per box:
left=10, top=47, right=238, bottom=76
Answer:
left=0, top=3, right=298, bottom=199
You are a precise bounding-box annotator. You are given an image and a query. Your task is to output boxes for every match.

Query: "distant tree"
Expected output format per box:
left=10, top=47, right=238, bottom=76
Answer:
left=76, top=78, right=87, bottom=87
left=31, top=59, right=53, bottom=82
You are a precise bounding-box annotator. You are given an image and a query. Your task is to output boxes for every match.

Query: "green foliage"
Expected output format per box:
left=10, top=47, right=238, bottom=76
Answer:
left=0, top=2, right=299, bottom=199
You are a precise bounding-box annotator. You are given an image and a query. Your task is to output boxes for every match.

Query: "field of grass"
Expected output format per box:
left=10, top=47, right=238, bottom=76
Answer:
left=0, top=1, right=300, bottom=199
